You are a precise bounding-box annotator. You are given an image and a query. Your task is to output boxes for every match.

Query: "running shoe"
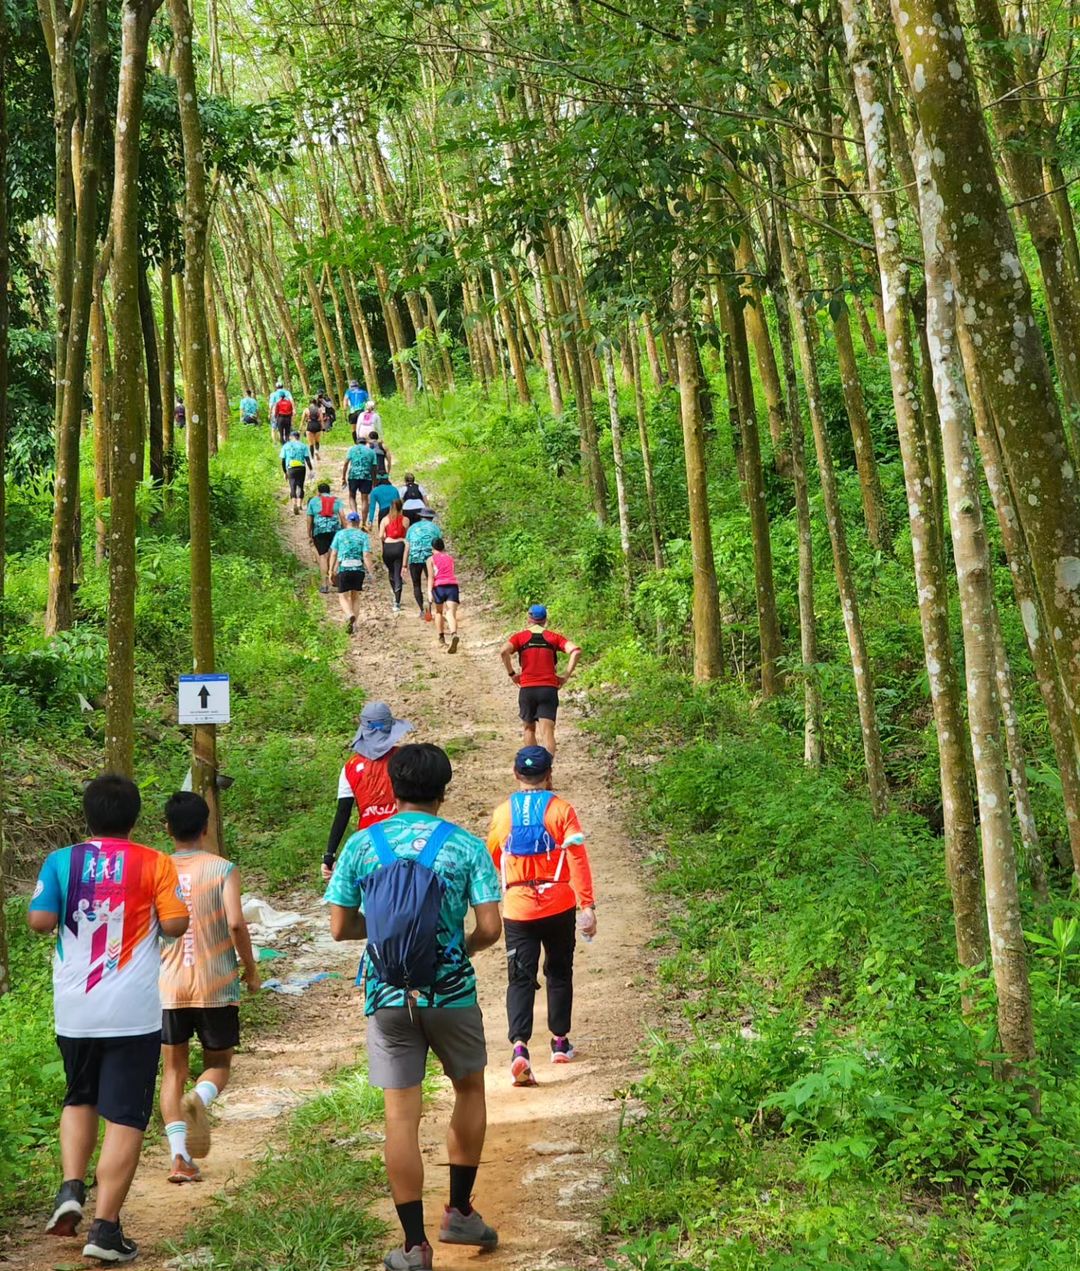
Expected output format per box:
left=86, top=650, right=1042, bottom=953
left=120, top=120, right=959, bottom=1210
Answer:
left=550, top=1036, right=577, bottom=1063
left=448, top=634, right=459, bottom=655
left=511, top=1043, right=536, bottom=1087
left=438, top=633, right=446, bottom=646
left=82, top=1220, right=138, bottom=1263
left=168, top=1155, right=202, bottom=1184
left=293, top=506, right=300, bottom=515
left=383, top=1243, right=433, bottom=1269
left=182, top=1089, right=212, bottom=1159
left=439, top=1207, right=498, bottom=1248
left=345, top=615, right=356, bottom=634
left=45, top=1179, right=85, bottom=1236
left=319, top=585, right=329, bottom=594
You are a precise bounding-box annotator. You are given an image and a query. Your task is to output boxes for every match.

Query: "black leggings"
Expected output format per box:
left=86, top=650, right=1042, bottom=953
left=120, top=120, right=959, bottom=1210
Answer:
left=409, top=561, right=428, bottom=612
left=504, top=908, right=577, bottom=1044
left=383, top=541, right=405, bottom=605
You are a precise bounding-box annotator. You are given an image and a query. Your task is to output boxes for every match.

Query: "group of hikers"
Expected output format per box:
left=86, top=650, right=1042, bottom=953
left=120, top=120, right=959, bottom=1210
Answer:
left=30, top=596, right=588, bottom=1269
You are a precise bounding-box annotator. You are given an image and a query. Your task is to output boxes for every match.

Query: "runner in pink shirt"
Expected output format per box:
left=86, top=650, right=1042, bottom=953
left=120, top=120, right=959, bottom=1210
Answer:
left=426, top=539, right=461, bottom=654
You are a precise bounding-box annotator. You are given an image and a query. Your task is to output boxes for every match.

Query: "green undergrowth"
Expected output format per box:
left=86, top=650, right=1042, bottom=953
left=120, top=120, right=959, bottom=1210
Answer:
left=175, top=1065, right=386, bottom=1270
left=0, top=425, right=363, bottom=1224
left=383, top=387, right=1080, bottom=1269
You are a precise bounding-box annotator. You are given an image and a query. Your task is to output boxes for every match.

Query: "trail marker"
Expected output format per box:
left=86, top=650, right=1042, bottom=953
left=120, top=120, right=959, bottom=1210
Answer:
left=179, top=673, right=231, bottom=724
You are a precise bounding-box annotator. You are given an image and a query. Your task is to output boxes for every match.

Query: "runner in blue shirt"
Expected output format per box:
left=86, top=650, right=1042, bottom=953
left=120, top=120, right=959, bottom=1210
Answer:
left=404, top=508, right=442, bottom=619
left=369, top=474, right=401, bottom=526
left=307, top=480, right=346, bottom=593
left=239, top=390, right=258, bottom=426
left=345, top=380, right=369, bottom=431
left=268, top=382, right=295, bottom=444
left=329, top=513, right=376, bottom=634
left=342, top=440, right=379, bottom=523
left=280, top=431, right=313, bottom=514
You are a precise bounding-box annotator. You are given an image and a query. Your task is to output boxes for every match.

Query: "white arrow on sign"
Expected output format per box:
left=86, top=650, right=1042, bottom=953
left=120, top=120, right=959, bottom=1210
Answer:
left=178, top=673, right=231, bottom=725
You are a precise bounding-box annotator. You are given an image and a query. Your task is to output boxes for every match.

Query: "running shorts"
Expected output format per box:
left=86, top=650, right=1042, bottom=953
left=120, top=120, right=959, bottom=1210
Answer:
left=313, top=531, right=335, bottom=557
left=338, top=568, right=365, bottom=593
left=366, top=1004, right=488, bottom=1089
left=519, top=685, right=560, bottom=723
left=57, top=1030, right=162, bottom=1129
left=348, top=477, right=373, bottom=497
left=162, top=1006, right=240, bottom=1052
left=432, top=584, right=460, bottom=605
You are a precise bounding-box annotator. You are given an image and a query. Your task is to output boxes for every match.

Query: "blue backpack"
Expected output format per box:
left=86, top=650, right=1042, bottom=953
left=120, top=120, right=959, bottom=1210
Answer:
left=362, top=821, right=455, bottom=993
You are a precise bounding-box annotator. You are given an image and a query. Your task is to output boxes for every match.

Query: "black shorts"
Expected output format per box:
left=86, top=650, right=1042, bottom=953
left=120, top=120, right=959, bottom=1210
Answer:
left=349, top=477, right=373, bottom=497
left=313, top=531, right=335, bottom=556
left=338, top=569, right=365, bottom=593
left=57, top=1030, right=162, bottom=1130
left=162, top=1006, right=240, bottom=1052
left=519, top=685, right=560, bottom=724
left=288, top=468, right=306, bottom=496
left=348, top=409, right=361, bottom=427
left=433, top=584, right=460, bottom=605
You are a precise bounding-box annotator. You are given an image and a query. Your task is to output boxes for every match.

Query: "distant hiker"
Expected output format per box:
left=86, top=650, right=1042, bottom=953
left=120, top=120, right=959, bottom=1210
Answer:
left=319, top=390, right=337, bottom=432
left=174, top=396, right=187, bottom=431
left=356, top=399, right=382, bottom=441
left=303, top=396, right=323, bottom=458
left=370, top=472, right=401, bottom=525
left=343, top=433, right=379, bottom=523
left=239, top=389, right=259, bottom=427
left=426, top=537, right=460, bottom=654
left=325, top=744, right=503, bottom=1270
left=269, top=381, right=295, bottom=443
left=400, top=473, right=426, bottom=526
left=404, top=507, right=442, bottom=620
left=367, top=430, right=393, bottom=478
left=378, top=498, right=408, bottom=615
left=346, top=379, right=369, bottom=432
left=281, top=429, right=313, bottom=514
left=307, top=479, right=346, bottom=593
left=486, top=747, right=596, bottom=1087
left=329, top=511, right=375, bottom=634
left=500, top=605, right=581, bottom=757
left=29, top=773, right=189, bottom=1264
left=321, top=700, right=414, bottom=882
left=159, top=792, right=260, bottom=1186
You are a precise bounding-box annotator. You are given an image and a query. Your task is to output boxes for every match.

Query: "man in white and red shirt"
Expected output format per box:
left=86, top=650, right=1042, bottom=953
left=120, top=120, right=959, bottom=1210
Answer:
left=322, top=701, right=414, bottom=879
left=500, top=604, right=581, bottom=757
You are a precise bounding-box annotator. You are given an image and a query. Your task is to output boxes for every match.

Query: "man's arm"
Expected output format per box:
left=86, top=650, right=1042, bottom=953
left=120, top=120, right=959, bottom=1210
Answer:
left=465, top=901, right=502, bottom=956
left=329, top=549, right=339, bottom=579
left=155, top=855, right=191, bottom=938
left=341, top=459, right=350, bottom=486
left=383, top=443, right=393, bottom=473
left=559, top=644, right=582, bottom=686
left=364, top=548, right=375, bottom=573
left=329, top=903, right=367, bottom=941
left=223, top=868, right=261, bottom=993
left=323, top=795, right=356, bottom=880
left=307, top=513, right=315, bottom=542
left=28, top=909, right=58, bottom=933
left=501, top=639, right=520, bottom=684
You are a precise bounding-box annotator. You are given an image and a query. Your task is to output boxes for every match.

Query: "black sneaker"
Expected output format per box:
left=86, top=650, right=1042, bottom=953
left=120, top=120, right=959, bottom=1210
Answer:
left=82, top=1219, right=139, bottom=1263
left=45, top=1179, right=86, bottom=1236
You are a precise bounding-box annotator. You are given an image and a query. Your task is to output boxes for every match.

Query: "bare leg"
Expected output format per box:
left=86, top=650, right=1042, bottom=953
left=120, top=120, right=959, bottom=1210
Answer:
left=434, top=604, right=446, bottom=639
left=361, top=491, right=370, bottom=524
left=523, top=722, right=537, bottom=747
left=159, top=1043, right=190, bottom=1126
left=337, top=590, right=352, bottom=620
left=94, top=1123, right=145, bottom=1222
left=447, top=1070, right=486, bottom=1166
left=445, top=601, right=459, bottom=635
left=383, top=1086, right=424, bottom=1203
left=59, top=1105, right=100, bottom=1182
left=198, top=1049, right=234, bottom=1095
left=536, top=718, right=557, bottom=757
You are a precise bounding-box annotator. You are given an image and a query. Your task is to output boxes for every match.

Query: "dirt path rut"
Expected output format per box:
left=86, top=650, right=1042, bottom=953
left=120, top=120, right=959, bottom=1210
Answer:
left=6, top=438, right=652, bottom=1271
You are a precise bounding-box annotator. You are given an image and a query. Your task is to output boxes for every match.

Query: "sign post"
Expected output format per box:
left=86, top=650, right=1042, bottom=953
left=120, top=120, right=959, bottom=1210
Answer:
left=178, top=674, right=230, bottom=851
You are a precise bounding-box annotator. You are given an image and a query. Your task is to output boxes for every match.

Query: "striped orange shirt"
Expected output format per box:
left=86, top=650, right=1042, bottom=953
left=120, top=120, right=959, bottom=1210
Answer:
left=159, top=851, right=240, bottom=1008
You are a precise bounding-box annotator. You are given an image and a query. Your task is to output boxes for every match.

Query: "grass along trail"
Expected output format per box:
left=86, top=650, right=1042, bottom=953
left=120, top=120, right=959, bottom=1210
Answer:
left=289, top=435, right=653, bottom=1268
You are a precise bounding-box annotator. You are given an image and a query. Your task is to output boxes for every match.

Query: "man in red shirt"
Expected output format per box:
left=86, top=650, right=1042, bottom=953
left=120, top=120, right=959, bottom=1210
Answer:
left=500, top=605, right=581, bottom=757
left=322, top=701, right=414, bottom=880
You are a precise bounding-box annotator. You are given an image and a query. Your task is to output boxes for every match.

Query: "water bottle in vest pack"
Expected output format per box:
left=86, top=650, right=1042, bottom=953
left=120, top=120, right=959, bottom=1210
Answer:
left=362, top=821, right=455, bottom=992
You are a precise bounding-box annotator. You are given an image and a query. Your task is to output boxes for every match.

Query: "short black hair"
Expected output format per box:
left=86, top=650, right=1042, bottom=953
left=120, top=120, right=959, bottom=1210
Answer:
left=388, top=744, right=452, bottom=804
left=368, top=431, right=379, bottom=441
left=432, top=537, right=445, bottom=551
left=317, top=479, right=330, bottom=492
left=84, top=773, right=141, bottom=836
left=165, top=791, right=210, bottom=842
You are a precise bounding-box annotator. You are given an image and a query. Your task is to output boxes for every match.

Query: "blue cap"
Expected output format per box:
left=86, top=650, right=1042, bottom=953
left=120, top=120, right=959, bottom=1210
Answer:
left=515, top=746, right=553, bottom=776
left=528, top=604, right=547, bottom=622
left=346, top=511, right=361, bottom=523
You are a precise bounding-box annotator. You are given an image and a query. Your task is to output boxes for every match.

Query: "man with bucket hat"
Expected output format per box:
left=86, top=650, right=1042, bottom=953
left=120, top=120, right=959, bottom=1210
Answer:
left=322, top=702, right=414, bottom=880
left=500, top=605, right=581, bottom=757
left=486, top=746, right=596, bottom=1087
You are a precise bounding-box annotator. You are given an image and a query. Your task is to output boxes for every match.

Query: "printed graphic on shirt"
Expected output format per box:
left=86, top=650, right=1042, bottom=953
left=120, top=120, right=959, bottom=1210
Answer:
left=160, top=851, right=239, bottom=1009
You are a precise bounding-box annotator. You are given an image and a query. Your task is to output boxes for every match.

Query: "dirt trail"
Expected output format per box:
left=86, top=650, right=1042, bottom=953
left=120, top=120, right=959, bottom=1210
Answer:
left=6, top=436, right=652, bottom=1271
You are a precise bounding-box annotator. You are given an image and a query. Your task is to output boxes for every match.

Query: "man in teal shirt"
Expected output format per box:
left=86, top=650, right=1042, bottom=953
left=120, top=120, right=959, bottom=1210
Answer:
left=307, top=480, right=346, bottom=593
left=404, top=508, right=442, bottom=618
left=325, top=743, right=502, bottom=1268
left=239, top=390, right=259, bottom=426
left=329, top=512, right=375, bottom=634
left=342, top=439, right=379, bottom=523
left=280, top=431, right=313, bottom=514
left=369, top=474, right=401, bottom=526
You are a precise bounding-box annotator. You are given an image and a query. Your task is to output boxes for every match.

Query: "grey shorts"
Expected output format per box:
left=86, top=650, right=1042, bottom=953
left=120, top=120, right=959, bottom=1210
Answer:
left=366, top=1004, right=487, bottom=1089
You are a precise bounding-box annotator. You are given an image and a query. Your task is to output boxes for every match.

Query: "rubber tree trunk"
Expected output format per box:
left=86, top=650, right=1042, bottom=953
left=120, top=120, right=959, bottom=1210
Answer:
left=105, top=0, right=159, bottom=776
left=917, top=133, right=1035, bottom=1074
left=44, top=0, right=108, bottom=635
left=842, top=0, right=985, bottom=966
left=160, top=257, right=175, bottom=480
left=0, top=0, right=11, bottom=995
left=628, top=326, right=664, bottom=569
left=671, top=269, right=724, bottom=681
left=91, top=255, right=111, bottom=565
left=139, top=259, right=163, bottom=486
left=601, top=342, right=632, bottom=576
left=893, top=0, right=1080, bottom=771
left=170, top=0, right=222, bottom=849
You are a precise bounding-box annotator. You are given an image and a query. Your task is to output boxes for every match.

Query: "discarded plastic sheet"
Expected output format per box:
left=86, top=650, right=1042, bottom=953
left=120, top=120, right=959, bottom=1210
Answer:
left=262, top=971, right=337, bottom=996
left=241, top=895, right=304, bottom=929
left=255, top=947, right=285, bottom=962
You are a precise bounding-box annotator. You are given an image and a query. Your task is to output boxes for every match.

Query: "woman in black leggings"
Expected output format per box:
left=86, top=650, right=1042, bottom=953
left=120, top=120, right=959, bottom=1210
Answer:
left=378, top=500, right=407, bottom=614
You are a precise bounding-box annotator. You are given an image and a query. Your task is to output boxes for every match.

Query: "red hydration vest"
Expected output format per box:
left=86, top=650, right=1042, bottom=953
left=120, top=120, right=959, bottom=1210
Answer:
left=319, top=494, right=337, bottom=518
left=344, top=752, right=398, bottom=829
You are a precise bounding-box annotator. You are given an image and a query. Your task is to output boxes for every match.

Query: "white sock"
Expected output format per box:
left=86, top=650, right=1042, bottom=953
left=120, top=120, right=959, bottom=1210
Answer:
left=194, top=1080, right=219, bottom=1108
left=166, top=1121, right=189, bottom=1160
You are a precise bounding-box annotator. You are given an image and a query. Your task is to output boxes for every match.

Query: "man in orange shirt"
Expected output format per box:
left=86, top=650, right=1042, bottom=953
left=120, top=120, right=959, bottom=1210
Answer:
left=486, top=746, right=597, bottom=1087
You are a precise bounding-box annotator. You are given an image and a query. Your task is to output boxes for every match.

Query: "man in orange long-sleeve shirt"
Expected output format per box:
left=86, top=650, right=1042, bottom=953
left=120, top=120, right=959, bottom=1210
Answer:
left=486, top=746, right=597, bottom=1087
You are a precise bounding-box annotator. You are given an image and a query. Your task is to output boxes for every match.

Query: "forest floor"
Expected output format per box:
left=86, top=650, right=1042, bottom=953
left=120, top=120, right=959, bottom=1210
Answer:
left=5, top=435, right=652, bottom=1270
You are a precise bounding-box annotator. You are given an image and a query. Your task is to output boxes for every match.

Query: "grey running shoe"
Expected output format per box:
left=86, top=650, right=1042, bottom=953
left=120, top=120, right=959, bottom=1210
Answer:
left=182, top=1089, right=211, bottom=1159
left=45, top=1179, right=85, bottom=1236
left=383, top=1243, right=433, bottom=1269
left=82, top=1220, right=138, bottom=1263
left=439, top=1207, right=498, bottom=1248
